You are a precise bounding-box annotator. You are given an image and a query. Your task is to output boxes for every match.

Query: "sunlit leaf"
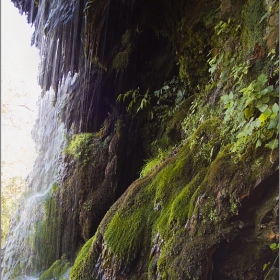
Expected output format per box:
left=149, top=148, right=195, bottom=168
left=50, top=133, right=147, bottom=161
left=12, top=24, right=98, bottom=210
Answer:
left=255, top=118, right=261, bottom=127
left=264, top=107, right=273, bottom=116
left=263, top=262, right=271, bottom=271
left=257, top=103, right=268, bottom=112
left=272, top=103, right=279, bottom=114
left=269, top=243, right=279, bottom=250
left=267, top=117, right=278, bottom=129
left=257, top=73, right=268, bottom=86
left=256, top=139, right=262, bottom=147
left=265, top=139, right=278, bottom=150
left=244, top=107, right=253, bottom=120
left=221, top=94, right=229, bottom=104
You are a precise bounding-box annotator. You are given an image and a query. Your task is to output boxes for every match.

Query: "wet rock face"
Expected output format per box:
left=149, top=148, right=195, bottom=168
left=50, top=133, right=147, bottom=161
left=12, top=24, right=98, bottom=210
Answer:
left=12, top=0, right=178, bottom=132
left=4, top=0, right=279, bottom=279
left=73, top=147, right=278, bottom=280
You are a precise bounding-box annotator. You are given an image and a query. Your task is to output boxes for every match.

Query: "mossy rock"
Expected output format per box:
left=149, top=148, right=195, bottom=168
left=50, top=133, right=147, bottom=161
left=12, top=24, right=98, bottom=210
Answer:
left=39, top=256, right=71, bottom=280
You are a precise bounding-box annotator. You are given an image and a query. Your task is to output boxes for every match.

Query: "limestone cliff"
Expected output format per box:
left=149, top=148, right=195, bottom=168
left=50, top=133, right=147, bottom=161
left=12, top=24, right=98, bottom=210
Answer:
left=1, top=0, right=278, bottom=279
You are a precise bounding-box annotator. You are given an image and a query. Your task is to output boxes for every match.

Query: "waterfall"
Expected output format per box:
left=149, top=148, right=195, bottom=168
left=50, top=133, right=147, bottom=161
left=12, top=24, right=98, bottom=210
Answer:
left=1, top=73, right=78, bottom=279
left=2, top=0, right=150, bottom=277
left=2, top=0, right=107, bottom=276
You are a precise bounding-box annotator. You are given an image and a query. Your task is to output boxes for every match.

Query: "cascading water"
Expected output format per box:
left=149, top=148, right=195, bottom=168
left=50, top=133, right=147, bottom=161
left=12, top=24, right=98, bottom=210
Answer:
left=1, top=72, right=79, bottom=279
left=1, top=0, right=112, bottom=276
left=2, top=0, right=166, bottom=277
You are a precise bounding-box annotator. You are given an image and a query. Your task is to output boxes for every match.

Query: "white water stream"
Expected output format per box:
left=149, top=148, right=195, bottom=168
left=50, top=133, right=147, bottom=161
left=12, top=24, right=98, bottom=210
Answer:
left=1, top=73, right=78, bottom=279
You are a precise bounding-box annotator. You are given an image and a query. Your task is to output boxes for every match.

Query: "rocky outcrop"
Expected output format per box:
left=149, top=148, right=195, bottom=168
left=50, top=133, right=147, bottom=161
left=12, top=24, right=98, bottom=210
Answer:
left=2, top=0, right=278, bottom=279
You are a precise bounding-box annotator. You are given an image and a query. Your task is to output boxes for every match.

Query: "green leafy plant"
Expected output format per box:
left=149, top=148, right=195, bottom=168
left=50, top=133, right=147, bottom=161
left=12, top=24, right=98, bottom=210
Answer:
left=140, top=148, right=170, bottom=178
left=263, top=243, right=279, bottom=280
left=117, top=88, right=150, bottom=113
left=63, top=133, right=105, bottom=168
left=214, top=19, right=237, bottom=36
left=221, top=73, right=279, bottom=153
left=117, top=77, right=187, bottom=119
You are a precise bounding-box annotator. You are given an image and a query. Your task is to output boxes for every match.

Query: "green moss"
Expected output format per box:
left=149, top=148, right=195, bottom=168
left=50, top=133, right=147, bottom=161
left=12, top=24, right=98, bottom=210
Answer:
left=104, top=209, right=147, bottom=262
left=64, top=133, right=94, bottom=160
left=68, top=1, right=279, bottom=278
left=64, top=133, right=109, bottom=167
left=39, top=255, right=71, bottom=280
left=10, top=264, right=21, bottom=279
left=70, top=236, right=95, bottom=279
left=173, top=21, right=211, bottom=89
left=102, top=119, right=223, bottom=266
left=140, top=149, right=170, bottom=177
left=121, top=30, right=132, bottom=47
left=170, top=169, right=207, bottom=224
left=112, top=30, right=132, bottom=71
left=33, top=183, right=60, bottom=271
left=112, top=51, right=130, bottom=71
left=241, top=0, right=266, bottom=52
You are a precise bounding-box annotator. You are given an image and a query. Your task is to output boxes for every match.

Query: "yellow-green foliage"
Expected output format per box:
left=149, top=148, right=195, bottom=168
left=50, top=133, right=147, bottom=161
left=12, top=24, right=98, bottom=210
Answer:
left=39, top=255, right=71, bottom=280
left=104, top=208, right=150, bottom=263
left=140, top=149, right=170, bottom=177
left=63, top=133, right=109, bottom=167
left=169, top=169, right=207, bottom=223
left=64, top=133, right=95, bottom=160
left=69, top=236, right=95, bottom=279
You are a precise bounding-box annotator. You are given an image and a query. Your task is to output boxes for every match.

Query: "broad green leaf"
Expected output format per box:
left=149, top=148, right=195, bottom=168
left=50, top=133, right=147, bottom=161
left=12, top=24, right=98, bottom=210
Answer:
left=176, top=96, right=183, bottom=104
left=221, top=94, right=229, bottom=104
left=244, top=107, right=253, bottom=120
left=257, top=73, right=268, bottom=85
left=245, top=96, right=254, bottom=107
left=256, top=139, right=262, bottom=147
left=261, top=96, right=270, bottom=103
left=177, top=90, right=183, bottom=98
left=229, top=91, right=234, bottom=100
left=162, top=85, right=169, bottom=90
left=265, top=139, right=278, bottom=150
left=267, top=117, right=278, bottom=129
left=272, top=103, right=279, bottom=114
left=260, top=87, right=269, bottom=96
left=257, top=103, right=268, bottom=112
left=269, top=243, right=279, bottom=250
left=254, top=118, right=262, bottom=127
left=240, top=83, right=254, bottom=94
left=259, top=114, right=267, bottom=122
left=264, top=107, right=273, bottom=116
